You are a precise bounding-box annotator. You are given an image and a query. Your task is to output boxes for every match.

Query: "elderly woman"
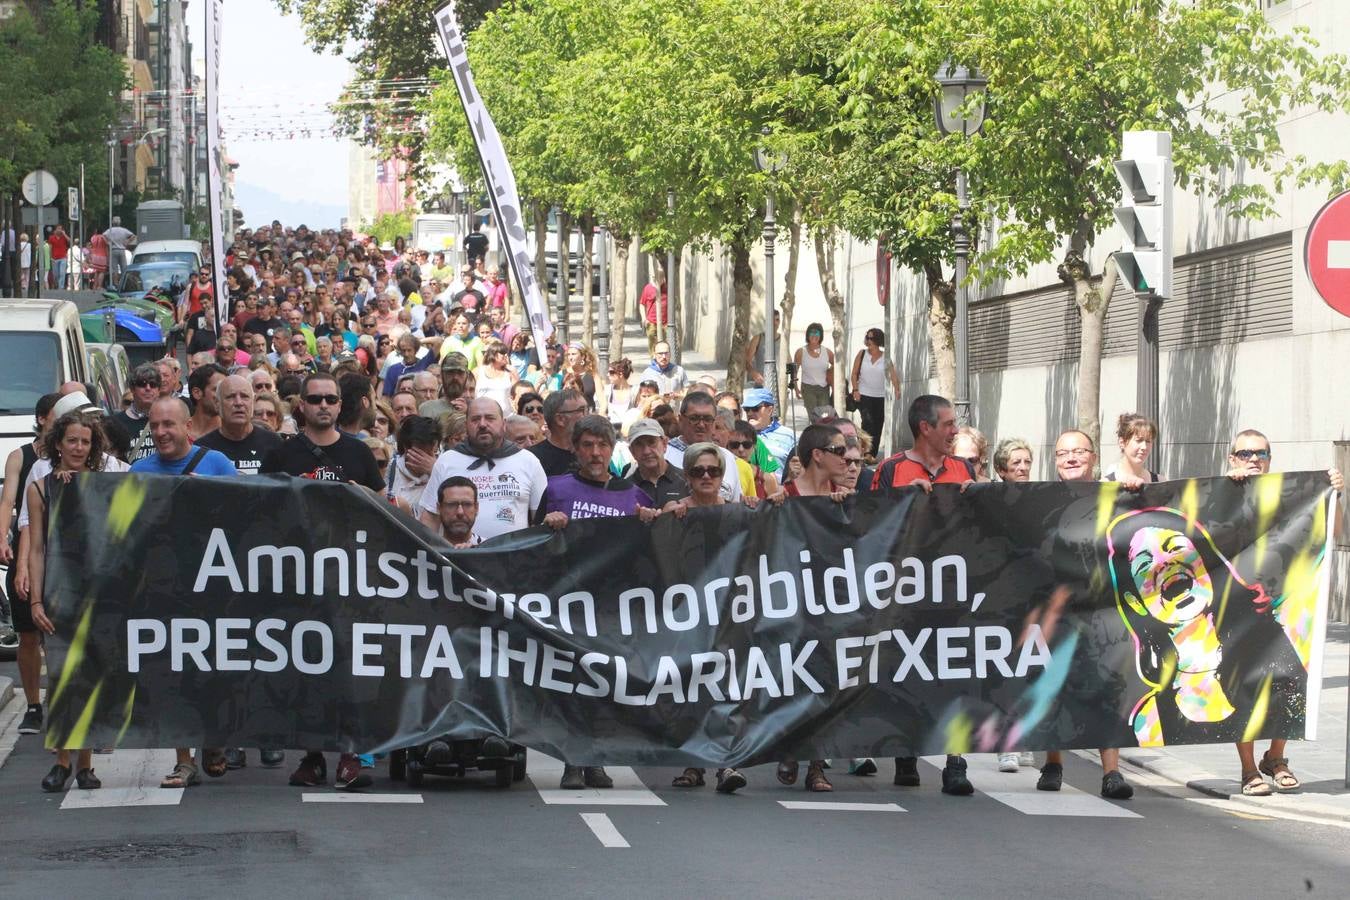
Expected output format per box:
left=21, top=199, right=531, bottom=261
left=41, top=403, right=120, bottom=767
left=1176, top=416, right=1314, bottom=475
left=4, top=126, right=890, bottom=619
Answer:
left=663, top=441, right=748, bottom=795
left=952, top=426, right=990, bottom=481
left=993, top=438, right=1033, bottom=482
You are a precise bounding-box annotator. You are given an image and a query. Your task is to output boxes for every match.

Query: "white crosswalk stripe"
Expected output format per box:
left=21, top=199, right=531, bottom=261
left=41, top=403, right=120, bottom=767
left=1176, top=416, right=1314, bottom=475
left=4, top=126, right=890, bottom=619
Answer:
left=976, top=765, right=1142, bottom=818
left=60, top=749, right=184, bottom=809
left=526, top=751, right=665, bottom=806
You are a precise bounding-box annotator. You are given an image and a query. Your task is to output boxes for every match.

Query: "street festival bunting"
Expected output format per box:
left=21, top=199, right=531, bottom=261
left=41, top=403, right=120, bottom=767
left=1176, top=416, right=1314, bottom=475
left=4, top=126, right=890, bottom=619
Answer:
left=432, top=1, right=555, bottom=342
left=43, top=473, right=1336, bottom=766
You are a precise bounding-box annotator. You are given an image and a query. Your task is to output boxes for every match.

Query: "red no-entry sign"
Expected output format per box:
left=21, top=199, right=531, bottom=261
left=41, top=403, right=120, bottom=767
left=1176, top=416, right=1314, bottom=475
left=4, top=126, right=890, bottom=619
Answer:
left=1306, top=190, right=1350, bottom=318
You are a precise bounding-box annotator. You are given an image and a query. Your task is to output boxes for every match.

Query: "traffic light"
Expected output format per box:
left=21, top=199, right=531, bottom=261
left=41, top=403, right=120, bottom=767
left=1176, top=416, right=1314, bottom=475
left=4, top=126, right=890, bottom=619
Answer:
left=1113, top=131, right=1173, bottom=299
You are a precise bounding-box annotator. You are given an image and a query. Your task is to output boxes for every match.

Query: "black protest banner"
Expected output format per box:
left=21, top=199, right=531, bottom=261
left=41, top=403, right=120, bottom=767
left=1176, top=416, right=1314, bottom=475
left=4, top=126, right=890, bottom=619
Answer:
left=43, top=472, right=1335, bottom=766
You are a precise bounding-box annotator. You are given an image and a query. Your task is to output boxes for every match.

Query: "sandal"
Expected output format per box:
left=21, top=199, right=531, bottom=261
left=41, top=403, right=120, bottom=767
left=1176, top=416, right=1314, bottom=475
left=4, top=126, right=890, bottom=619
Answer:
left=1258, top=754, right=1299, bottom=791
left=672, top=767, right=706, bottom=788
left=202, top=749, right=229, bottom=778
left=161, top=762, right=199, bottom=788
left=1240, top=771, right=1272, bottom=796
left=805, top=763, right=833, bottom=793
left=776, top=760, right=799, bottom=786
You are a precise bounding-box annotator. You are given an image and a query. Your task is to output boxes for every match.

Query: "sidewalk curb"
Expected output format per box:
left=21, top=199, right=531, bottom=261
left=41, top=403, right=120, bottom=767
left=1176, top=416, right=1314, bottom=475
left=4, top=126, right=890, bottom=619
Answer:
left=0, top=675, right=12, bottom=710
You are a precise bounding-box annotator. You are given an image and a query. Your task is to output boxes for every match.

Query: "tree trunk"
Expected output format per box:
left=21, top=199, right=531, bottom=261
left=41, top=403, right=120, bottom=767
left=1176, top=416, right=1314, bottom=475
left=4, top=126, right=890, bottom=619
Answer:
left=924, top=259, right=956, bottom=400
left=813, top=229, right=848, bottom=420
left=610, top=234, right=630, bottom=364
left=556, top=210, right=572, bottom=345
left=1060, top=243, right=1119, bottom=449
left=779, top=200, right=801, bottom=412
left=726, top=239, right=754, bottom=394
left=580, top=213, right=595, bottom=347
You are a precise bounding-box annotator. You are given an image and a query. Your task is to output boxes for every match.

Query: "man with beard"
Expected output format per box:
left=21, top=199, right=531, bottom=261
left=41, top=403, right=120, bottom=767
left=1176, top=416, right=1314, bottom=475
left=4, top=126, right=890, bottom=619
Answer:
left=418, top=352, right=471, bottom=419
left=187, top=364, right=228, bottom=440
left=417, top=398, right=547, bottom=540
left=435, top=476, right=482, bottom=548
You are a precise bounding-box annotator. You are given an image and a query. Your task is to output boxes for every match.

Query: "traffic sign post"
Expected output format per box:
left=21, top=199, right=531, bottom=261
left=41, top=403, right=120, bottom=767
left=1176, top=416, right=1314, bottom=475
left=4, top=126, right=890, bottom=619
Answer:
left=1305, top=190, right=1350, bottom=319
left=22, top=169, right=58, bottom=298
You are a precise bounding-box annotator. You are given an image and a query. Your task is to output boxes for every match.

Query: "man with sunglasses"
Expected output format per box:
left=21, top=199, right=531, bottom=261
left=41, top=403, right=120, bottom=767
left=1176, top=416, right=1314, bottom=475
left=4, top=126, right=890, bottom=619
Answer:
left=109, top=363, right=165, bottom=463
left=261, top=373, right=385, bottom=792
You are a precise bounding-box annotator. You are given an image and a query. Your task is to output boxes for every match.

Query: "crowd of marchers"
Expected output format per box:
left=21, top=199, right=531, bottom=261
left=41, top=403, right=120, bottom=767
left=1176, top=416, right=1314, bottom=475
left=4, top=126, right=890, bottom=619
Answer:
left=0, top=221, right=1342, bottom=802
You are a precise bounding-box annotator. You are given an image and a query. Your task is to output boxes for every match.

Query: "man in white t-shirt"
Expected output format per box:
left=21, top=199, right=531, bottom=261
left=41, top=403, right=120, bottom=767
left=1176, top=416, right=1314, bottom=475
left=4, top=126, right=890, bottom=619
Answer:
left=418, top=397, right=547, bottom=539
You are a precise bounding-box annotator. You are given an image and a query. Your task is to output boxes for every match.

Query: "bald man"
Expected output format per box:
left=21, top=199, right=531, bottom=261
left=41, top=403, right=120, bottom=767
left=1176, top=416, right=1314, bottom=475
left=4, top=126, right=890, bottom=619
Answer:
left=195, top=374, right=282, bottom=475
left=130, top=397, right=236, bottom=477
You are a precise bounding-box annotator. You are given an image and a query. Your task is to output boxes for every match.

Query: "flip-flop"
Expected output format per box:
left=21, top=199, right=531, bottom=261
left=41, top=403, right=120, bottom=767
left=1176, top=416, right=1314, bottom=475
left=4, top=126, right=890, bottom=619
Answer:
left=672, top=767, right=706, bottom=788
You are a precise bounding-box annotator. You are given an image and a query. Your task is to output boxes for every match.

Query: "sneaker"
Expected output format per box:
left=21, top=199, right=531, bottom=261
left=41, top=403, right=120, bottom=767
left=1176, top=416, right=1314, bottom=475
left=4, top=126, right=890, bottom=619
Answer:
left=288, top=752, right=327, bottom=787
left=1101, top=770, right=1134, bottom=800
left=583, top=766, right=613, bottom=789
left=17, top=704, right=41, bottom=735
left=1018, top=751, right=1036, bottom=767
left=893, top=756, right=920, bottom=787
left=259, top=749, right=285, bottom=768
left=941, top=756, right=974, bottom=796
left=1037, top=762, right=1063, bottom=791
left=335, top=753, right=373, bottom=791
left=223, top=748, right=247, bottom=770
left=715, top=768, right=747, bottom=794
left=849, top=758, right=878, bottom=776
left=560, top=765, right=586, bottom=789
left=0, top=624, right=18, bottom=649
left=997, top=753, right=1020, bottom=773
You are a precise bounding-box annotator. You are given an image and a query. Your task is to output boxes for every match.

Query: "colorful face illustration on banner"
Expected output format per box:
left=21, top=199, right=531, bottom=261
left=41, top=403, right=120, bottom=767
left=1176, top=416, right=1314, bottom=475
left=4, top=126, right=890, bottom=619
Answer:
left=1123, top=527, right=1214, bottom=626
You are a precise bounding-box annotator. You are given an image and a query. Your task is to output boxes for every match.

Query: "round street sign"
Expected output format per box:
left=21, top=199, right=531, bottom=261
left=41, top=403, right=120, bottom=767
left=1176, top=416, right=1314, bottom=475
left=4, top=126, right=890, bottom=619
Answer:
left=21, top=169, right=58, bottom=207
left=1305, top=189, right=1350, bottom=318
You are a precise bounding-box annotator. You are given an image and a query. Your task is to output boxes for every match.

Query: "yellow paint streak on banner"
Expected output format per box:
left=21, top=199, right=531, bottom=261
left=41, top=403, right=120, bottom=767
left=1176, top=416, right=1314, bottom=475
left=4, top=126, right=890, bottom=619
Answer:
left=48, top=603, right=93, bottom=709
left=1241, top=674, right=1273, bottom=743
left=1095, top=482, right=1121, bottom=538
left=107, top=477, right=148, bottom=541
left=115, top=685, right=138, bottom=746
left=945, top=712, right=972, bottom=755
left=1178, top=479, right=1200, bottom=527
left=1253, top=474, right=1284, bottom=569
left=63, top=681, right=104, bottom=750
left=1278, top=549, right=1323, bottom=668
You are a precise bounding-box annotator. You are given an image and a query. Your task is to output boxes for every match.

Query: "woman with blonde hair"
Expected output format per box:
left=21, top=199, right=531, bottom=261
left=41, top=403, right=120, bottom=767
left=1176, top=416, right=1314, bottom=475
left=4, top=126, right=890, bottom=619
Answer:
left=952, top=426, right=990, bottom=481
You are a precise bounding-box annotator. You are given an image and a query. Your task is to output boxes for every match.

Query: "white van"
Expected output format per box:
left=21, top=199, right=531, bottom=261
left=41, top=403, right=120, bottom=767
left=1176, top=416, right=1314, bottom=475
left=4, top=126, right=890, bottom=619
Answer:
left=0, top=300, right=90, bottom=484
left=132, top=239, right=204, bottom=273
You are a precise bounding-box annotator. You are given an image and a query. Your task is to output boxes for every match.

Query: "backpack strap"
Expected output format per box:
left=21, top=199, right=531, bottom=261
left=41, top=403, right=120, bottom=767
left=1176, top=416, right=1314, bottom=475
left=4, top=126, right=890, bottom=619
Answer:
left=180, top=446, right=209, bottom=476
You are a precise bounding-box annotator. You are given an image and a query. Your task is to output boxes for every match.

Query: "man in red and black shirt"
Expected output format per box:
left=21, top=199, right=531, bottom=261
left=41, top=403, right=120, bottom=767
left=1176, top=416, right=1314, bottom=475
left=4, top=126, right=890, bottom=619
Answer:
left=871, top=394, right=977, bottom=796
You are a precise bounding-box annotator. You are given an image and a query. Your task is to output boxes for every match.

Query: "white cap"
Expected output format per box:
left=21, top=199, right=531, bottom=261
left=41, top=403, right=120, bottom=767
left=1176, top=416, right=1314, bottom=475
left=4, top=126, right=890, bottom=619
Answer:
left=51, top=391, right=102, bottom=419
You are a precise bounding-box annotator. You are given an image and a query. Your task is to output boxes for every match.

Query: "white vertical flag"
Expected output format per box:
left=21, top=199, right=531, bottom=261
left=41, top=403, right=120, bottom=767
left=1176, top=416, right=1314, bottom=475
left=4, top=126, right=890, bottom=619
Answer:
left=205, top=0, right=229, bottom=330
left=433, top=3, right=554, bottom=342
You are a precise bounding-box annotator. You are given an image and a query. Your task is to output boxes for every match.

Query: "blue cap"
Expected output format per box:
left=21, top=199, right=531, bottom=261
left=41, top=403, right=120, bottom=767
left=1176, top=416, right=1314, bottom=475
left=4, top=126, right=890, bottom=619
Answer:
left=742, top=387, right=775, bottom=408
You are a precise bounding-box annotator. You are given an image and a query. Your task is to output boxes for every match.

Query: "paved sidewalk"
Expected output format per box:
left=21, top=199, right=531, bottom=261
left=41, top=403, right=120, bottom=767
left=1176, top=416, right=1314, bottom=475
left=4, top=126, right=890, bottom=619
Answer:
left=1119, top=622, right=1350, bottom=820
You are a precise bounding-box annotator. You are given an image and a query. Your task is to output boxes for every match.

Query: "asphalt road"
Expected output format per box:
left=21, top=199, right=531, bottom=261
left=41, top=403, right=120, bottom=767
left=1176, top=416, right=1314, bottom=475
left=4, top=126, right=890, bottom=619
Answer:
left=0, top=680, right=1346, bottom=900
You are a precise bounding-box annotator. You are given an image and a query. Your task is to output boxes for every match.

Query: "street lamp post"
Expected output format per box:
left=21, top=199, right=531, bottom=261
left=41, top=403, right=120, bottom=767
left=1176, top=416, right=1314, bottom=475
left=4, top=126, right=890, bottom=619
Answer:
left=597, top=226, right=611, bottom=377
left=753, top=129, right=786, bottom=402
left=933, top=62, right=988, bottom=426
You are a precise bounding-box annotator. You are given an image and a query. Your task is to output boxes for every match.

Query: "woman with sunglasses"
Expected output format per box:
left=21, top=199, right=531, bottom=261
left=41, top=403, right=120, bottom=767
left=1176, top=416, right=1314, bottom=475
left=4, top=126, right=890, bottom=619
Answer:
left=793, top=322, right=834, bottom=413
left=516, top=392, right=546, bottom=432
left=663, top=442, right=749, bottom=795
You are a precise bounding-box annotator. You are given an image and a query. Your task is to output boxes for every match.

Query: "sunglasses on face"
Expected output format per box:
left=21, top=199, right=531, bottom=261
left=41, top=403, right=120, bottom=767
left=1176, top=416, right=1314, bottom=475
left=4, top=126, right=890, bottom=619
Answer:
left=304, top=394, right=341, bottom=406
left=1232, top=448, right=1270, bottom=461
left=727, top=440, right=754, bottom=451
left=818, top=444, right=848, bottom=458
left=522, top=404, right=543, bottom=414
left=688, top=465, right=723, bottom=479
left=843, top=457, right=863, bottom=468
left=132, top=379, right=158, bottom=389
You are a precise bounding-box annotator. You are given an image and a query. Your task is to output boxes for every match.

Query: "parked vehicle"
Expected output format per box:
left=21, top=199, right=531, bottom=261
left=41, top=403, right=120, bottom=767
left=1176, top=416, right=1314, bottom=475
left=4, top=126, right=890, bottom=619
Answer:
left=132, top=239, right=204, bottom=273
left=118, top=260, right=193, bottom=306
left=85, top=343, right=131, bottom=415
left=0, top=300, right=91, bottom=482
left=80, top=308, right=166, bottom=369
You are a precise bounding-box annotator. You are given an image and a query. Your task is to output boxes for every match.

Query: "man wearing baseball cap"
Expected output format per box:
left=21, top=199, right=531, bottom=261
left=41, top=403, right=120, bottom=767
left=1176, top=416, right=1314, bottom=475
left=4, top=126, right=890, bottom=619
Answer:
left=743, top=387, right=796, bottom=471
left=620, top=417, right=691, bottom=507
left=418, top=351, right=471, bottom=420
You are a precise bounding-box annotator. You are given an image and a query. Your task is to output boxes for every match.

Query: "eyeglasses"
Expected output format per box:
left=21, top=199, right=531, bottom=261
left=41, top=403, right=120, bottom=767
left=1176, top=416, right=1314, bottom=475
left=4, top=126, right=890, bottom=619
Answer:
left=302, top=393, right=340, bottom=408
left=254, top=381, right=275, bottom=391
left=1233, top=448, right=1270, bottom=461
left=955, top=454, right=981, bottom=465
left=818, top=444, right=848, bottom=457
left=1054, top=448, right=1093, bottom=459
left=727, top=440, right=754, bottom=450
left=439, top=500, right=476, bottom=510
left=683, top=414, right=715, bottom=425
left=522, top=404, right=543, bottom=414
left=844, top=457, right=863, bottom=467
left=361, top=320, right=376, bottom=328
left=688, top=465, right=722, bottom=479
left=557, top=406, right=587, bottom=416
left=132, top=379, right=158, bottom=389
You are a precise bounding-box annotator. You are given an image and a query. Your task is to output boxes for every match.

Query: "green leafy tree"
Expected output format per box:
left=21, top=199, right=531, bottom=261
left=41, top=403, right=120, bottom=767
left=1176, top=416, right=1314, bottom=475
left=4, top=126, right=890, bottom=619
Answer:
left=361, top=209, right=416, bottom=245
left=0, top=0, right=126, bottom=231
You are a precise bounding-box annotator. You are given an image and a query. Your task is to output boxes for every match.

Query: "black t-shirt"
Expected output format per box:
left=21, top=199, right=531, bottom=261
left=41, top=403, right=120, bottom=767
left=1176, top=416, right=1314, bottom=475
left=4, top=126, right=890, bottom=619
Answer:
left=528, top=439, right=576, bottom=477
left=260, top=430, right=385, bottom=491
left=185, top=311, right=217, bottom=353
left=196, top=426, right=283, bottom=475
left=243, top=315, right=284, bottom=340
left=452, top=288, right=485, bottom=308
left=464, top=232, right=489, bottom=257
left=110, top=409, right=156, bottom=463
